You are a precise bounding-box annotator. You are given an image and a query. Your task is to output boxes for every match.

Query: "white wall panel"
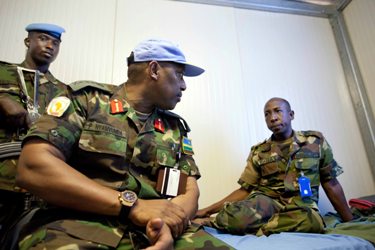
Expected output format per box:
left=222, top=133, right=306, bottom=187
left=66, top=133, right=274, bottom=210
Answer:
left=0, top=0, right=116, bottom=83
left=344, top=0, right=375, bottom=131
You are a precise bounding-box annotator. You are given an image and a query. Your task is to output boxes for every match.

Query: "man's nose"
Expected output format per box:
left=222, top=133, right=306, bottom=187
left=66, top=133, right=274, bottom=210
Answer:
left=45, top=40, right=54, bottom=49
left=270, top=113, right=278, bottom=121
left=180, top=80, right=186, bottom=91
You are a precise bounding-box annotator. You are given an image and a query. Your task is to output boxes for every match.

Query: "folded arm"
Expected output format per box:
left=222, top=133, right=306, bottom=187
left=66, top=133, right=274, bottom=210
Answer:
left=17, top=138, right=121, bottom=215
left=17, top=138, right=193, bottom=238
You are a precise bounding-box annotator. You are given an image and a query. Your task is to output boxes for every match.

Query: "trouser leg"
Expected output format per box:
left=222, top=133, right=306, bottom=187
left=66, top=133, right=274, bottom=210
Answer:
left=214, top=194, right=282, bottom=235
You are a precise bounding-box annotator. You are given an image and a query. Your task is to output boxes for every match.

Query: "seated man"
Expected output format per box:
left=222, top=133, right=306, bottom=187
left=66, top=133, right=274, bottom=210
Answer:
left=15, top=39, right=232, bottom=249
left=194, top=97, right=353, bottom=236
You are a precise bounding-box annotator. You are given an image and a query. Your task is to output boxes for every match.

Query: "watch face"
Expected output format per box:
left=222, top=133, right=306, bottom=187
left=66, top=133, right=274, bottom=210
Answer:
left=122, top=190, right=137, bottom=203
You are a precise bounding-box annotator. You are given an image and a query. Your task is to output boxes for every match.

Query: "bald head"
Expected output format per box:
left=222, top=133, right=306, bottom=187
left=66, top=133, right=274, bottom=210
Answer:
left=264, top=97, right=294, bottom=141
left=264, top=97, right=291, bottom=112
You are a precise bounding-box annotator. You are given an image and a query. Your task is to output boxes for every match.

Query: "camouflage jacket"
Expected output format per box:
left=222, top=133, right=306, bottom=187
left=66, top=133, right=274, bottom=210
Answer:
left=25, top=80, right=200, bottom=198
left=0, top=60, right=67, bottom=191
left=238, top=130, right=343, bottom=209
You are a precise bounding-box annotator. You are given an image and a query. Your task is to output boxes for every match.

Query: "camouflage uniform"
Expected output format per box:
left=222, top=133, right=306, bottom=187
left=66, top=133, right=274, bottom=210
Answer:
left=17, top=81, right=233, bottom=250
left=214, top=131, right=343, bottom=236
left=0, top=61, right=67, bottom=241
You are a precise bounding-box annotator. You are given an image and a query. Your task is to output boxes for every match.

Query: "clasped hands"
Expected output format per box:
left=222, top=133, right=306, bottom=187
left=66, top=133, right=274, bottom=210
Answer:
left=129, top=198, right=190, bottom=246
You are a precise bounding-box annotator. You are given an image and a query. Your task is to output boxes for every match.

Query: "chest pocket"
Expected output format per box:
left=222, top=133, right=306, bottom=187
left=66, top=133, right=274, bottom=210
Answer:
left=293, top=149, right=320, bottom=187
left=156, top=144, right=177, bottom=168
left=294, top=150, right=320, bottom=173
left=79, top=121, right=127, bottom=156
left=258, top=155, right=282, bottom=177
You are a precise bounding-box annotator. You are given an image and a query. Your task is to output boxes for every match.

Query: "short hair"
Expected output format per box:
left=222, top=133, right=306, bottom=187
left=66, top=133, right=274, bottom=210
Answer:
left=266, top=97, right=291, bottom=111
left=127, top=57, right=148, bottom=81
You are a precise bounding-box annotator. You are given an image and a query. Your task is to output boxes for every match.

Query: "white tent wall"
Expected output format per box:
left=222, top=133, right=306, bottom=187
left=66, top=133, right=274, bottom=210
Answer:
left=344, top=0, right=375, bottom=135
left=0, top=0, right=374, bottom=214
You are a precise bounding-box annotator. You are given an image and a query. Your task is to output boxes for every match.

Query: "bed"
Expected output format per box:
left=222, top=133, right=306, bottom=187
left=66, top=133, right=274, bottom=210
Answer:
left=205, top=227, right=374, bottom=250
left=203, top=208, right=375, bottom=250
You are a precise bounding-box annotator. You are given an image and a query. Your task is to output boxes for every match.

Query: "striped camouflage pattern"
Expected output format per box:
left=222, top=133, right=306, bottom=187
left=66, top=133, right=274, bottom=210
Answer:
left=0, top=60, right=67, bottom=192
left=18, top=81, right=232, bottom=249
left=213, top=131, right=341, bottom=234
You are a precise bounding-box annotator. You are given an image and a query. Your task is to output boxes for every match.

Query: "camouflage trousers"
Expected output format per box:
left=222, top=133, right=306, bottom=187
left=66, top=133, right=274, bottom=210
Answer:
left=213, top=194, right=324, bottom=236
left=15, top=208, right=234, bottom=250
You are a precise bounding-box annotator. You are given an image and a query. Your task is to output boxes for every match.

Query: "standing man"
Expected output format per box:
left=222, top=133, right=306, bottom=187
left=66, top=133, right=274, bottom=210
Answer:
left=195, top=97, right=353, bottom=236
left=16, top=39, right=232, bottom=249
left=0, top=23, right=67, bottom=241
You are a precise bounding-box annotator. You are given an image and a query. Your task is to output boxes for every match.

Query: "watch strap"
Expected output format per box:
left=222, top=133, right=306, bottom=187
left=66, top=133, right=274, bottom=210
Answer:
left=118, top=203, right=131, bottom=223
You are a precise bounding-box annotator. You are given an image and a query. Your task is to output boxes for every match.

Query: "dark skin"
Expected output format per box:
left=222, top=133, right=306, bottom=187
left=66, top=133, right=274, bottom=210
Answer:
left=264, top=97, right=294, bottom=141
left=17, top=61, right=198, bottom=248
left=0, top=31, right=61, bottom=129
left=194, top=97, right=353, bottom=223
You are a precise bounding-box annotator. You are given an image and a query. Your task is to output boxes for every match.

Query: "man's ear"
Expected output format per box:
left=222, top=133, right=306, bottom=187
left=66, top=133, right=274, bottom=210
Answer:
left=149, top=61, right=159, bottom=80
left=290, top=110, right=295, bottom=120
left=24, top=37, right=30, bottom=48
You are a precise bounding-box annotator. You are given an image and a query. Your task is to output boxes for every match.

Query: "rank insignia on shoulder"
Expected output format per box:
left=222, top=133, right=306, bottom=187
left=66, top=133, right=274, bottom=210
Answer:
left=154, top=118, right=165, bottom=133
left=47, top=96, right=71, bottom=117
left=110, top=99, right=124, bottom=114
left=181, top=136, right=194, bottom=155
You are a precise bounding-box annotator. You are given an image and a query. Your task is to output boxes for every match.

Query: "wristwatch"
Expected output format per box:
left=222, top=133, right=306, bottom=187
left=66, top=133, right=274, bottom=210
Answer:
left=118, top=190, right=138, bottom=222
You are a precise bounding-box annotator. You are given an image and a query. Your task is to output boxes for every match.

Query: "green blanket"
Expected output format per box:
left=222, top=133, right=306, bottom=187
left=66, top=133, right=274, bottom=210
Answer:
left=323, top=208, right=375, bottom=244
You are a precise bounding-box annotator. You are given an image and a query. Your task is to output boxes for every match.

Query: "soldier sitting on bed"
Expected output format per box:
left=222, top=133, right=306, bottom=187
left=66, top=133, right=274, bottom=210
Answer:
left=194, top=97, right=353, bottom=235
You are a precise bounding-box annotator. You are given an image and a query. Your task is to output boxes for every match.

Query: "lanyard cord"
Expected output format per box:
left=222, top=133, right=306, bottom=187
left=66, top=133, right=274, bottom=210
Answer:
left=16, top=66, right=41, bottom=123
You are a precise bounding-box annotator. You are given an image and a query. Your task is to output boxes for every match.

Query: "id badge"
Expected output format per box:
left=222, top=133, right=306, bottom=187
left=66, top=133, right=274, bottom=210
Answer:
left=298, top=175, right=312, bottom=198
left=156, top=168, right=187, bottom=198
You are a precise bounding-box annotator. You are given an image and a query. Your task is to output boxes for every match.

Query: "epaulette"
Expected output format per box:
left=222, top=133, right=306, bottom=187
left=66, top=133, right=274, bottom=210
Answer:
left=0, top=61, right=16, bottom=67
left=157, top=109, right=191, bottom=132
left=68, top=80, right=116, bottom=94
left=301, top=130, right=323, bottom=139
left=251, top=139, right=267, bottom=151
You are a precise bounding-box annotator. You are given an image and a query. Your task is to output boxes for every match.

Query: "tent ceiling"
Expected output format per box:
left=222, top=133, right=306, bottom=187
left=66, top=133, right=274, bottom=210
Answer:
left=171, top=0, right=352, bottom=17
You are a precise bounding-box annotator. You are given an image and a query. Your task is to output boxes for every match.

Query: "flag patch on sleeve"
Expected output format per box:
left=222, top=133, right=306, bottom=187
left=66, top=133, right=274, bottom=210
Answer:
left=182, top=136, right=194, bottom=155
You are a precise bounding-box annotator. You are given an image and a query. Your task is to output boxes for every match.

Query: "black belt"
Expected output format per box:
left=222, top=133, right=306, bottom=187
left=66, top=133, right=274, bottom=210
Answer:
left=0, top=189, right=42, bottom=211
left=0, top=189, right=27, bottom=201
left=280, top=190, right=299, bottom=198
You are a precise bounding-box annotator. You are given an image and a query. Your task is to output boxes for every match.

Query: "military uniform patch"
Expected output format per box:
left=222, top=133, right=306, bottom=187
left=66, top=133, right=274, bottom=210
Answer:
left=47, top=96, right=70, bottom=117
left=154, top=118, right=165, bottom=133
left=110, top=99, right=124, bottom=114
left=182, top=136, right=194, bottom=155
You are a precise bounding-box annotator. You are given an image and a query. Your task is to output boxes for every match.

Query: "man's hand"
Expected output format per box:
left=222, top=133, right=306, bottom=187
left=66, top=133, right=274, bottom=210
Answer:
left=144, top=218, right=173, bottom=250
left=129, top=199, right=189, bottom=238
left=192, top=217, right=212, bottom=226
left=0, top=95, right=31, bottom=128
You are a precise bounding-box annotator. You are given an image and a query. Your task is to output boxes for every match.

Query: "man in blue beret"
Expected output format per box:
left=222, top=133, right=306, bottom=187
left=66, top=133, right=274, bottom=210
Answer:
left=0, top=23, right=68, bottom=245
left=15, top=38, right=232, bottom=249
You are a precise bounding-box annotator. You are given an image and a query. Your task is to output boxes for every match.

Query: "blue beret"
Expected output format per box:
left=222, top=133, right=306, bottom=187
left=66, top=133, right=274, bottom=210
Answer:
left=25, top=23, right=65, bottom=40
left=130, top=39, right=204, bottom=77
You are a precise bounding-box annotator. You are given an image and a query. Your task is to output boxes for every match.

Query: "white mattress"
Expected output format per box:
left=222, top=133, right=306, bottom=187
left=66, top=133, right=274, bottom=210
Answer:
left=204, top=226, right=375, bottom=250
